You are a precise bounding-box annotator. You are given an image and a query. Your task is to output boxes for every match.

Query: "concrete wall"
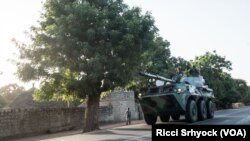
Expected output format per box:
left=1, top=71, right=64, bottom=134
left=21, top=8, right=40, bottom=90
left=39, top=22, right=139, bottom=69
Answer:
left=0, top=90, right=140, bottom=139
left=108, top=91, right=139, bottom=122
left=0, top=108, right=85, bottom=140
left=98, top=106, right=114, bottom=122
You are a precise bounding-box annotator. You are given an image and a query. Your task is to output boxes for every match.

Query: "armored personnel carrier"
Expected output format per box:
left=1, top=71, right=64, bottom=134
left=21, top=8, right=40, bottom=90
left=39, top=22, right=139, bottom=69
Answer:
left=139, top=71, right=215, bottom=125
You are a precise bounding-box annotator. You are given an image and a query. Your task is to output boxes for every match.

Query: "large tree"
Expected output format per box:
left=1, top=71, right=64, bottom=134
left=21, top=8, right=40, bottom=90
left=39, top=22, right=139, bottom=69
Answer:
left=14, top=0, right=168, bottom=132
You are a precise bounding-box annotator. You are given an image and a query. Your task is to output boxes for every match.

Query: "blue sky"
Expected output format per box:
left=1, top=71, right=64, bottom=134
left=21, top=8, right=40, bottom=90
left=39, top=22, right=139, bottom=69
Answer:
left=0, top=0, right=249, bottom=89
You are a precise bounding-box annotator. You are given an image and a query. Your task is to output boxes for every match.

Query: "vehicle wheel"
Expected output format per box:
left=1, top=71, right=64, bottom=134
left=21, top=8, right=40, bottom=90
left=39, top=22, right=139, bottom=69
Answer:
left=171, top=114, right=180, bottom=121
left=185, top=99, right=198, bottom=123
left=198, top=100, right=207, bottom=120
left=144, top=114, right=157, bottom=125
left=207, top=100, right=214, bottom=119
left=160, top=113, right=170, bottom=122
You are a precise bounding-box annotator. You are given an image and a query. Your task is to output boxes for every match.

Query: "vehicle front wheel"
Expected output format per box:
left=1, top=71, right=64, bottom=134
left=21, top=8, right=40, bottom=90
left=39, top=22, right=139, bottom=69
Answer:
left=185, top=99, right=198, bottom=123
left=198, top=100, right=207, bottom=120
left=144, top=114, right=157, bottom=125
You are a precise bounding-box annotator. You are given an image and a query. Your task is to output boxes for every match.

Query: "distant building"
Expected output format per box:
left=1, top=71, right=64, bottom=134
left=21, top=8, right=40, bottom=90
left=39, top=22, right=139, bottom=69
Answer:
left=8, top=89, right=67, bottom=109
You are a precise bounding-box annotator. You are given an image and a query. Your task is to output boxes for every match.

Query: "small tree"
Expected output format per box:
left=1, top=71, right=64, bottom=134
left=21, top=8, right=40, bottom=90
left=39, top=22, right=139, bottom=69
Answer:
left=0, top=84, right=25, bottom=106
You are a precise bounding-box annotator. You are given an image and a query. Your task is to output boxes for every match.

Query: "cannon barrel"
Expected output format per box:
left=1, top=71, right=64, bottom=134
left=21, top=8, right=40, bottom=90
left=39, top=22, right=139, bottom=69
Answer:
left=139, top=72, right=174, bottom=83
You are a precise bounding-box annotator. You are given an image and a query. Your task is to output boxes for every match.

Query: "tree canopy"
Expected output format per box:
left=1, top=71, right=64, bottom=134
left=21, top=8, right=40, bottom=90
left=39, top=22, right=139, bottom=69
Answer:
left=191, top=51, right=247, bottom=108
left=14, top=0, right=170, bottom=132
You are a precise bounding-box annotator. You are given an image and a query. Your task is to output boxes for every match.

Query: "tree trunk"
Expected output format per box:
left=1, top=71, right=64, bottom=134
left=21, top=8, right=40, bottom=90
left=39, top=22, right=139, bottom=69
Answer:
left=83, top=93, right=100, bottom=132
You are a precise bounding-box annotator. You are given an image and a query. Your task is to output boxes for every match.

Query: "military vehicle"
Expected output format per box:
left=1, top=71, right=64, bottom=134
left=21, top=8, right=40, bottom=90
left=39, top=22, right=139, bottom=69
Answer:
left=138, top=71, right=215, bottom=125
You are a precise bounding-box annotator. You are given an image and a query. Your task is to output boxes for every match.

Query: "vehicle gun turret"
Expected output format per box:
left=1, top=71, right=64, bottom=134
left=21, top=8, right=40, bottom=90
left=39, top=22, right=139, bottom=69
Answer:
left=139, top=72, right=174, bottom=84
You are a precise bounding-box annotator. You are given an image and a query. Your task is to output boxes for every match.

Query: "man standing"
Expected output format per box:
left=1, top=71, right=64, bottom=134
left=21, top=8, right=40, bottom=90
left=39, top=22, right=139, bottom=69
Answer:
left=174, top=67, right=183, bottom=82
left=189, top=66, right=199, bottom=77
left=126, top=107, right=131, bottom=125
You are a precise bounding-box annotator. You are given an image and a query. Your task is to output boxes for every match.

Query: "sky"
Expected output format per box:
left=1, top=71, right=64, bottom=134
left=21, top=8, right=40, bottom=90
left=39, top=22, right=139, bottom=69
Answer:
left=0, top=0, right=250, bottom=89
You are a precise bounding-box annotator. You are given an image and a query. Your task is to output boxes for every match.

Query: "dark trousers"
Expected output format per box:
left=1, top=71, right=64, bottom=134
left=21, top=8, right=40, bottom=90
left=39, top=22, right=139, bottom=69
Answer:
left=126, top=117, right=131, bottom=125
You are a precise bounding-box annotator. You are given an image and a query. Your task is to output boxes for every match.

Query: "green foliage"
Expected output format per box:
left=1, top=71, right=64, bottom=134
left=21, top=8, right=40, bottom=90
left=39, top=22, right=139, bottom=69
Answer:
left=242, top=87, right=250, bottom=104
left=32, top=69, right=80, bottom=105
left=0, top=95, right=7, bottom=108
left=15, top=0, right=162, bottom=98
left=192, top=51, right=241, bottom=109
left=14, top=0, right=168, bottom=131
left=143, top=37, right=171, bottom=75
left=192, top=51, right=232, bottom=73
left=125, top=36, right=171, bottom=99
left=0, top=84, right=25, bottom=107
left=234, top=79, right=249, bottom=100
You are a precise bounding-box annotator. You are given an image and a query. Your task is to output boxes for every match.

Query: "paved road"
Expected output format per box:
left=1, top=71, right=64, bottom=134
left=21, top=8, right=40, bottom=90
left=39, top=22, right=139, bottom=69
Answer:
left=193, top=106, right=250, bottom=125
left=12, top=106, right=250, bottom=141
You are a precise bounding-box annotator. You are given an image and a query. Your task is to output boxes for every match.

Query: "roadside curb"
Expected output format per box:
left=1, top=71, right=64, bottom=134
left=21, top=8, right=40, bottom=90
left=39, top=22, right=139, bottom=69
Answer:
left=99, top=120, right=145, bottom=130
